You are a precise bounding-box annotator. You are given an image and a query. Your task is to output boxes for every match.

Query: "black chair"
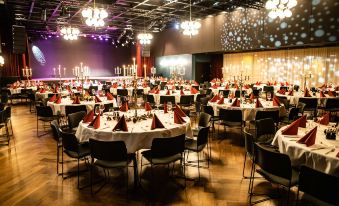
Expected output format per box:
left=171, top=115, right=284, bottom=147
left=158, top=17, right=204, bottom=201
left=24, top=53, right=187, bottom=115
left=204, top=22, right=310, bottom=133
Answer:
left=296, top=166, right=339, bottom=206
left=324, top=98, right=339, bottom=121
left=36, top=105, right=57, bottom=137
left=159, top=95, right=175, bottom=105
left=146, top=94, right=156, bottom=105
left=0, top=110, right=10, bottom=145
left=51, top=120, right=62, bottom=175
left=89, top=139, right=136, bottom=195
left=89, top=86, right=99, bottom=95
left=255, top=118, right=276, bottom=144
left=140, top=134, right=186, bottom=185
left=103, top=103, right=113, bottom=113
left=61, top=130, right=90, bottom=189
left=206, top=89, right=212, bottom=95
left=255, top=110, right=280, bottom=129
left=219, top=109, right=243, bottom=138
left=179, top=95, right=194, bottom=107
left=252, top=89, right=260, bottom=97
left=242, top=130, right=255, bottom=180
left=250, top=143, right=299, bottom=205
left=202, top=105, right=219, bottom=137
left=3, top=106, right=13, bottom=136
left=235, top=90, right=245, bottom=98
left=276, top=95, right=289, bottom=110
left=117, top=89, right=128, bottom=97
left=221, top=90, right=230, bottom=97
left=280, top=86, right=288, bottom=91
left=192, top=112, right=211, bottom=136
left=68, top=111, right=86, bottom=131
left=65, top=105, right=87, bottom=117
left=195, top=93, right=206, bottom=103
left=293, top=85, right=300, bottom=92
left=191, top=85, right=199, bottom=91
left=48, top=93, right=59, bottom=98
left=298, top=98, right=318, bottom=118
left=281, top=107, right=300, bottom=125
left=185, top=127, right=210, bottom=180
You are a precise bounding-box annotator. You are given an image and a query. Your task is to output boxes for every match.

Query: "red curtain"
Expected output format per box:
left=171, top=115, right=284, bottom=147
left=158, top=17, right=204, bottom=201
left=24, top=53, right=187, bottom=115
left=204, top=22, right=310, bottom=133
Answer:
left=210, top=54, right=223, bottom=80
left=136, top=43, right=154, bottom=78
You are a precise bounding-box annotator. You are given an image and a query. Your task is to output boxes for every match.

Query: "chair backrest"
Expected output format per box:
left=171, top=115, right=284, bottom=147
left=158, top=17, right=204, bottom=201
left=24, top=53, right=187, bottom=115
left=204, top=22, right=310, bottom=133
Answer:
left=180, top=95, right=194, bottom=105
left=288, top=107, right=299, bottom=121
left=263, top=86, right=274, bottom=93
left=103, top=103, right=113, bottom=113
left=244, top=130, right=255, bottom=158
left=297, top=102, right=306, bottom=114
left=293, top=85, right=299, bottom=91
left=68, top=111, right=86, bottom=129
left=255, top=118, right=276, bottom=141
left=192, top=85, right=199, bottom=91
left=60, top=131, right=80, bottom=153
left=136, top=89, right=144, bottom=96
left=234, top=90, right=245, bottom=98
left=280, top=86, right=288, bottom=91
left=298, top=98, right=318, bottom=111
left=298, top=166, right=339, bottom=205
left=276, top=96, right=289, bottom=109
left=325, top=98, right=339, bottom=110
left=206, top=89, right=212, bottom=95
left=117, top=89, right=128, bottom=96
left=146, top=94, right=155, bottom=104
left=254, top=143, right=292, bottom=180
left=50, top=120, right=61, bottom=142
left=65, top=105, right=87, bottom=117
left=219, top=109, right=243, bottom=122
left=195, top=93, right=206, bottom=102
left=89, top=139, right=128, bottom=162
left=151, top=134, right=185, bottom=158
left=196, top=127, right=209, bottom=148
left=202, top=105, right=215, bottom=117
left=200, top=97, right=209, bottom=106
left=255, top=110, right=279, bottom=124
left=160, top=95, right=175, bottom=104
left=48, top=93, right=58, bottom=98
left=0, top=110, right=5, bottom=124
left=198, top=112, right=211, bottom=127
left=4, top=106, right=11, bottom=119
left=252, top=89, right=260, bottom=97
left=36, top=105, right=54, bottom=118
left=221, top=90, right=230, bottom=97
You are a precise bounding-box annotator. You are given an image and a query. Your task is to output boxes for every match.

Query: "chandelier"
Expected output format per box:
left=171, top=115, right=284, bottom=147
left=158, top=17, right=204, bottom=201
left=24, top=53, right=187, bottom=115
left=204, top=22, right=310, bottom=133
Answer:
left=265, top=0, right=297, bottom=19
left=137, top=33, right=153, bottom=45
left=60, top=26, right=80, bottom=40
left=180, top=0, right=201, bottom=36
left=81, top=0, right=108, bottom=27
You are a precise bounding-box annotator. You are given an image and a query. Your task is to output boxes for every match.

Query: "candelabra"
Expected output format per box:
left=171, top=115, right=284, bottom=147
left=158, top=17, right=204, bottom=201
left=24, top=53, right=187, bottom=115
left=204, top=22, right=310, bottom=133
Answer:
left=234, top=71, right=249, bottom=103
left=151, top=67, right=156, bottom=78
left=114, top=67, right=122, bottom=76
left=303, top=72, right=312, bottom=91
left=22, top=66, right=32, bottom=80
left=73, top=62, right=90, bottom=95
left=53, top=65, right=66, bottom=92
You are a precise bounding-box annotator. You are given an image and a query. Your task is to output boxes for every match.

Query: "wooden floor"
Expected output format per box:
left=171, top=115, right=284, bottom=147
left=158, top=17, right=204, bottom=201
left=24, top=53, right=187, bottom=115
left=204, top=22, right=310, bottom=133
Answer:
left=0, top=104, right=298, bottom=206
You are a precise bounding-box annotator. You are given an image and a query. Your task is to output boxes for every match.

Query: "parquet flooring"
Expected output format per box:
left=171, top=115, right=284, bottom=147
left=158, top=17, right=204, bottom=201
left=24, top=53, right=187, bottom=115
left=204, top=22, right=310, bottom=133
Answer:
left=0, top=105, right=297, bottom=206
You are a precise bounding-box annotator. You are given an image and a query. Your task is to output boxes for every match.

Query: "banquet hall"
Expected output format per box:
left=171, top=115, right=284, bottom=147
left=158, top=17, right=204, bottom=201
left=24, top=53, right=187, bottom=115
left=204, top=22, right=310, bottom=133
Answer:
left=0, top=0, right=338, bottom=205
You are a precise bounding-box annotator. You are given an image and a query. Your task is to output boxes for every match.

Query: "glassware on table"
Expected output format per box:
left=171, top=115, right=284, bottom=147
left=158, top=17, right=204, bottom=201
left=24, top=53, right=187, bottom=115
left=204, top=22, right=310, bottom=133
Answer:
left=95, top=106, right=100, bottom=116
left=99, top=104, right=105, bottom=115
left=267, top=92, right=272, bottom=101
left=167, top=102, right=172, bottom=112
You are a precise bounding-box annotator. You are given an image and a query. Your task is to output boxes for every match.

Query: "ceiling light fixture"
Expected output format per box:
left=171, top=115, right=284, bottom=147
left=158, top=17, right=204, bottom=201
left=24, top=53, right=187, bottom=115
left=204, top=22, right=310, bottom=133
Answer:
left=81, top=0, right=108, bottom=27
left=180, top=0, right=201, bottom=37
left=137, top=33, right=153, bottom=45
left=60, top=26, right=80, bottom=40
left=265, top=0, right=297, bottom=19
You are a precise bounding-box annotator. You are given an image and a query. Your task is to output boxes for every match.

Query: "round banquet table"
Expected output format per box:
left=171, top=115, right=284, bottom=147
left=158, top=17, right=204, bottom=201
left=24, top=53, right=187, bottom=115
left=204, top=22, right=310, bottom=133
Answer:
left=208, top=98, right=285, bottom=121
left=75, top=109, right=193, bottom=153
left=110, top=86, right=150, bottom=96
left=150, top=90, right=199, bottom=105
left=275, top=92, right=334, bottom=106
left=35, top=90, right=70, bottom=100
left=210, top=87, right=251, bottom=96
left=47, top=97, right=117, bottom=115
left=9, top=86, right=37, bottom=95
left=272, top=122, right=339, bottom=177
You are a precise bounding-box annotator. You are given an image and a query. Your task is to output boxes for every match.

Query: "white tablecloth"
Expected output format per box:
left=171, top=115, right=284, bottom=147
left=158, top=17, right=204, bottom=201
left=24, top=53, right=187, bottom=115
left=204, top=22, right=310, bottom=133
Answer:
left=272, top=122, right=339, bottom=177
left=150, top=90, right=199, bottom=105
left=275, top=92, right=330, bottom=105
left=47, top=97, right=117, bottom=115
left=9, top=86, right=37, bottom=95
left=208, top=98, right=284, bottom=121
left=35, top=90, right=70, bottom=100
left=75, top=110, right=193, bottom=153
left=110, top=87, right=150, bottom=96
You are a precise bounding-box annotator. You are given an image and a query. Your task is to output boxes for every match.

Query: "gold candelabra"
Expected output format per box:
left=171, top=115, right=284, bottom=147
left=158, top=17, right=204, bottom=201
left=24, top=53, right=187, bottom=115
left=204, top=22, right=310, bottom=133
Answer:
left=234, top=71, right=249, bottom=102
left=22, top=66, right=32, bottom=80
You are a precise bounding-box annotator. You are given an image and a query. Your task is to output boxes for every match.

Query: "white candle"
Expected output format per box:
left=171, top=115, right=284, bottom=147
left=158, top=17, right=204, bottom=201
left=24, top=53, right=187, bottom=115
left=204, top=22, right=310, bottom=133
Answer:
left=64, top=68, right=66, bottom=76
left=53, top=67, right=56, bottom=75
left=29, top=68, right=32, bottom=76
left=58, top=65, right=61, bottom=75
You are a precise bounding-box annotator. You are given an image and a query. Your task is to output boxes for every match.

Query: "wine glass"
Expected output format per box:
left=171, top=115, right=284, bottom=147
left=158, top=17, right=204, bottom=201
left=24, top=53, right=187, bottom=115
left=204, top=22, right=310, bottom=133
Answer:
left=95, top=106, right=100, bottom=116
left=167, top=102, right=172, bottom=112
left=137, top=98, right=142, bottom=109
left=100, top=104, right=105, bottom=115
left=267, top=92, right=272, bottom=101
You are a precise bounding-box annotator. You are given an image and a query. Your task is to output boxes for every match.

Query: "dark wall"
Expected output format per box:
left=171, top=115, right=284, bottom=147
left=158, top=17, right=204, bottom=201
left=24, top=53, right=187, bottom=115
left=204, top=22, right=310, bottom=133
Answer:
left=152, top=0, right=339, bottom=56
left=29, top=38, right=133, bottom=78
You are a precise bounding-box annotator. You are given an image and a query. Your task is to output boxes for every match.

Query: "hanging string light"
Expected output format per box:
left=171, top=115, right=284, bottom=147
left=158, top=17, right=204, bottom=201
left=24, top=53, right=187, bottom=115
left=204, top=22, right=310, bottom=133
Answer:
left=180, top=0, right=201, bottom=36
left=81, top=0, right=108, bottom=27
left=265, top=0, right=297, bottom=19
left=60, top=26, right=80, bottom=40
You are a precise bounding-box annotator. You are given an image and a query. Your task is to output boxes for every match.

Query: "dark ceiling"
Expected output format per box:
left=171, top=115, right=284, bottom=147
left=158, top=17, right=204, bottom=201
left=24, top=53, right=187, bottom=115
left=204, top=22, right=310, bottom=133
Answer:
left=4, top=0, right=264, bottom=43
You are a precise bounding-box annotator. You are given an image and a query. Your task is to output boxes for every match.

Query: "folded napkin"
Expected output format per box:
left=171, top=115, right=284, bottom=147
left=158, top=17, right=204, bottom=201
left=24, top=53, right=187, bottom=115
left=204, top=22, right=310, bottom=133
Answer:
left=244, top=84, right=250, bottom=89
left=319, top=91, right=326, bottom=98
left=278, top=89, right=286, bottom=95
left=166, top=90, right=171, bottom=95
left=255, top=98, right=263, bottom=108
left=281, top=118, right=300, bottom=135
left=40, top=88, right=46, bottom=93
left=288, top=90, right=294, bottom=96
left=225, top=84, right=229, bottom=89
left=143, top=83, right=148, bottom=88
left=209, top=95, right=219, bottom=102
left=336, top=152, right=339, bottom=158
left=72, top=96, right=80, bottom=104
left=212, top=84, right=218, bottom=89
left=297, top=126, right=317, bottom=147
left=174, top=109, right=186, bottom=124
left=53, top=87, right=59, bottom=93
left=256, top=82, right=260, bottom=86
left=280, top=82, right=284, bottom=86
left=235, top=84, right=239, bottom=89
left=120, top=102, right=129, bottom=112
left=106, top=92, right=114, bottom=100
left=83, top=110, right=94, bottom=123
left=174, top=104, right=187, bottom=117
left=149, top=88, right=155, bottom=93
left=273, top=96, right=280, bottom=106
left=112, top=83, right=118, bottom=88
left=250, top=93, right=255, bottom=100
left=217, top=96, right=224, bottom=104
left=164, top=102, right=168, bottom=113
left=151, top=114, right=165, bottom=130
left=154, top=89, right=160, bottom=94
left=231, top=98, right=240, bottom=107
left=191, top=87, right=199, bottom=94
left=113, top=115, right=128, bottom=132
left=55, top=96, right=62, bottom=104
left=299, top=115, right=307, bottom=128
left=317, top=112, right=330, bottom=125
left=304, top=88, right=312, bottom=97
left=49, top=94, right=57, bottom=102
left=180, top=89, right=185, bottom=95
left=145, top=102, right=152, bottom=111
left=318, top=84, right=326, bottom=89
left=328, top=90, right=335, bottom=97
left=95, top=95, right=102, bottom=103
left=88, top=114, right=100, bottom=129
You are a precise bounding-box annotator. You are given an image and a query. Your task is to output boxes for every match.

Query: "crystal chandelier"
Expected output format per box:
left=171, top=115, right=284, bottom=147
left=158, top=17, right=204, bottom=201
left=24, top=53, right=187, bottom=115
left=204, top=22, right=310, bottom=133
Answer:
left=180, top=0, right=201, bottom=36
left=265, top=0, right=297, bottom=19
left=60, top=26, right=80, bottom=40
left=137, top=33, right=153, bottom=45
left=81, top=0, right=108, bottom=27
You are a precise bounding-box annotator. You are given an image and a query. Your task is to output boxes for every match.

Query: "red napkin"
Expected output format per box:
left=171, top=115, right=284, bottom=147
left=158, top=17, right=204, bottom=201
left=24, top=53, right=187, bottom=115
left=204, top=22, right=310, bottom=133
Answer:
left=83, top=110, right=94, bottom=123
left=151, top=114, right=165, bottom=130
left=318, top=84, right=326, bottom=89
left=319, top=91, right=325, bottom=98
left=288, top=90, right=294, bottom=96
left=255, top=98, right=263, bottom=108
left=191, top=87, right=199, bottom=94
left=88, top=114, right=100, bottom=129
left=112, top=83, right=118, bottom=88
left=217, top=96, right=224, bottom=104
left=174, top=104, right=186, bottom=117
left=113, top=115, right=128, bottom=132
left=273, top=96, right=280, bottom=106
left=317, top=112, right=330, bottom=125
left=280, top=82, right=284, bottom=86
left=297, top=126, right=317, bottom=147
left=278, top=89, right=286, bottom=95
left=41, top=88, right=46, bottom=93
left=120, top=102, right=129, bottom=112
left=106, top=92, right=114, bottom=100
left=212, top=84, right=218, bottom=89
left=225, top=84, right=229, bottom=89
left=49, top=94, right=57, bottom=102
left=149, top=88, right=155, bottom=93
left=209, top=95, right=219, bottom=102
left=328, top=90, right=335, bottom=97
left=95, top=95, right=102, bottom=103
left=145, top=102, right=152, bottom=111
left=250, top=93, right=255, bottom=100
left=304, top=88, right=312, bottom=97
left=299, top=115, right=307, bottom=128
left=180, top=89, right=185, bottom=95
left=174, top=109, right=186, bottom=124
left=154, top=89, right=160, bottom=94
left=281, top=118, right=300, bottom=135
left=211, top=79, right=216, bottom=83
left=235, top=84, right=239, bottom=89
left=256, top=82, right=260, bottom=86
left=231, top=98, right=240, bottom=107
left=166, top=90, right=171, bottom=95
left=72, top=96, right=80, bottom=104
left=164, top=102, right=168, bottom=113
left=55, top=96, right=62, bottom=104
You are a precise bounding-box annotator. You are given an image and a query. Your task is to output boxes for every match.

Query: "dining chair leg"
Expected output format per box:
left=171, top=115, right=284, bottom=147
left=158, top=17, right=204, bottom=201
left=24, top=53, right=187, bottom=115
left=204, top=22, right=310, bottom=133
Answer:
left=242, top=152, right=247, bottom=178
left=77, top=158, right=80, bottom=189
left=197, top=152, right=200, bottom=181
left=61, top=149, right=64, bottom=178
left=57, top=143, right=59, bottom=174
